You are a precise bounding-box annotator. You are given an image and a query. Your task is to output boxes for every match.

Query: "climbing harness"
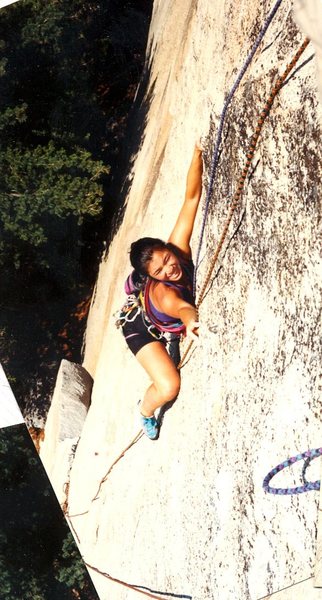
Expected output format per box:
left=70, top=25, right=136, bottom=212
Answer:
left=263, top=448, right=322, bottom=495
left=116, top=293, right=165, bottom=341
left=116, top=294, right=141, bottom=325
left=193, top=0, right=283, bottom=292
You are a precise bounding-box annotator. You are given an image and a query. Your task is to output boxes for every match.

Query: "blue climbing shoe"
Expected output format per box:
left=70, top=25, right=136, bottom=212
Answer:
left=141, top=415, right=159, bottom=440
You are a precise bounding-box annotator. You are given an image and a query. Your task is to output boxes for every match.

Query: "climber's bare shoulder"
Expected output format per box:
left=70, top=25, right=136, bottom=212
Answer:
left=151, top=282, right=190, bottom=319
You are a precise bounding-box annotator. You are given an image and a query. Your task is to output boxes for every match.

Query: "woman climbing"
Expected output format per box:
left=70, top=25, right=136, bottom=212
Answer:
left=120, top=141, right=203, bottom=440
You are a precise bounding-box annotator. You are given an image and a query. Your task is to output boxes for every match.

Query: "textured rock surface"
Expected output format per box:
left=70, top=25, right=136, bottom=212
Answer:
left=294, top=0, right=322, bottom=103
left=41, top=1, right=322, bottom=598
left=41, top=359, right=92, bottom=484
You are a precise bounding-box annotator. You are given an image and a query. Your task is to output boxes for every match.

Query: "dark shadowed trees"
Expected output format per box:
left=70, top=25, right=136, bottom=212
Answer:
left=0, top=0, right=152, bottom=416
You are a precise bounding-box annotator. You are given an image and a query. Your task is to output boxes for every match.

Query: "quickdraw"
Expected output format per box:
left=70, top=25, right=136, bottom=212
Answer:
left=116, top=293, right=165, bottom=341
left=115, top=294, right=141, bottom=329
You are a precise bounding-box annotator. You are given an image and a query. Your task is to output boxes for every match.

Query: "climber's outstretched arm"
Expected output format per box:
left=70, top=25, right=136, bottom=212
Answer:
left=168, top=142, right=203, bottom=257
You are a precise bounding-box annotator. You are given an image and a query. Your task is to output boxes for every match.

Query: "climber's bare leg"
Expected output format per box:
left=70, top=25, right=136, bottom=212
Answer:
left=136, top=341, right=180, bottom=417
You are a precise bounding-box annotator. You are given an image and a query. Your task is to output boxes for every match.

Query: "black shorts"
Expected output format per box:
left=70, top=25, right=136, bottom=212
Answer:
left=121, top=308, right=166, bottom=356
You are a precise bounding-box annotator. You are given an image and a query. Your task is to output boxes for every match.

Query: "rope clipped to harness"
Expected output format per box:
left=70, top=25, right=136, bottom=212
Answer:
left=263, top=448, right=322, bottom=495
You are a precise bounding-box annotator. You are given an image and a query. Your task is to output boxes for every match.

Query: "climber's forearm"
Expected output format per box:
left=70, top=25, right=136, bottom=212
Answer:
left=178, top=305, right=199, bottom=340
left=184, top=144, right=203, bottom=202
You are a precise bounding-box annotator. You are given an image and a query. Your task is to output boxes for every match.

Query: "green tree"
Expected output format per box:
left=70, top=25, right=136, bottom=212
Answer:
left=0, top=0, right=152, bottom=416
left=0, top=426, right=98, bottom=599
left=0, top=142, right=108, bottom=271
left=54, top=532, right=88, bottom=590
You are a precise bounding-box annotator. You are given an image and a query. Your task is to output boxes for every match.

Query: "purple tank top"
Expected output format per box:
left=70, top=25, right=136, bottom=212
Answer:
left=147, top=257, right=194, bottom=325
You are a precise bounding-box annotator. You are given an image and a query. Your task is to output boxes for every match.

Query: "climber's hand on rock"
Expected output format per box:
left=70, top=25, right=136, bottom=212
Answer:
left=186, top=320, right=200, bottom=342
left=195, top=135, right=206, bottom=152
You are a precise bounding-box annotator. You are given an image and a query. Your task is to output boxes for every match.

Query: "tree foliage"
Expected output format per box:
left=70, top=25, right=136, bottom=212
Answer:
left=54, top=533, right=88, bottom=590
left=0, top=426, right=98, bottom=599
left=0, top=142, right=108, bottom=269
left=0, top=0, right=152, bottom=415
left=0, top=0, right=152, bottom=287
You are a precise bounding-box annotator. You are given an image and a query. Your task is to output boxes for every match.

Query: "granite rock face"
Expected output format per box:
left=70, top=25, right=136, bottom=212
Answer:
left=55, top=359, right=93, bottom=442
left=294, top=0, right=322, bottom=103
left=41, top=1, right=322, bottom=598
left=41, top=360, right=93, bottom=495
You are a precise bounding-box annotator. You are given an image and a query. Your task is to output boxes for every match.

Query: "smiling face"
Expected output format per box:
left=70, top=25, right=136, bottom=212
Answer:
left=146, top=248, right=182, bottom=282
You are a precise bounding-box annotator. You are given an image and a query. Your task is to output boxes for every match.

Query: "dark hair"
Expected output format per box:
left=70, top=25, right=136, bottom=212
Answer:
left=129, top=237, right=167, bottom=275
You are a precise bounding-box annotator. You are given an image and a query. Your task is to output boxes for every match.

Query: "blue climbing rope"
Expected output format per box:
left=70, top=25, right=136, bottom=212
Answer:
left=194, top=0, right=283, bottom=293
left=263, top=448, right=322, bottom=495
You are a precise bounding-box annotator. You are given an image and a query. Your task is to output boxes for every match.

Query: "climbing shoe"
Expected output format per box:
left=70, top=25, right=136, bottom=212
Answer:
left=141, top=415, right=159, bottom=440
